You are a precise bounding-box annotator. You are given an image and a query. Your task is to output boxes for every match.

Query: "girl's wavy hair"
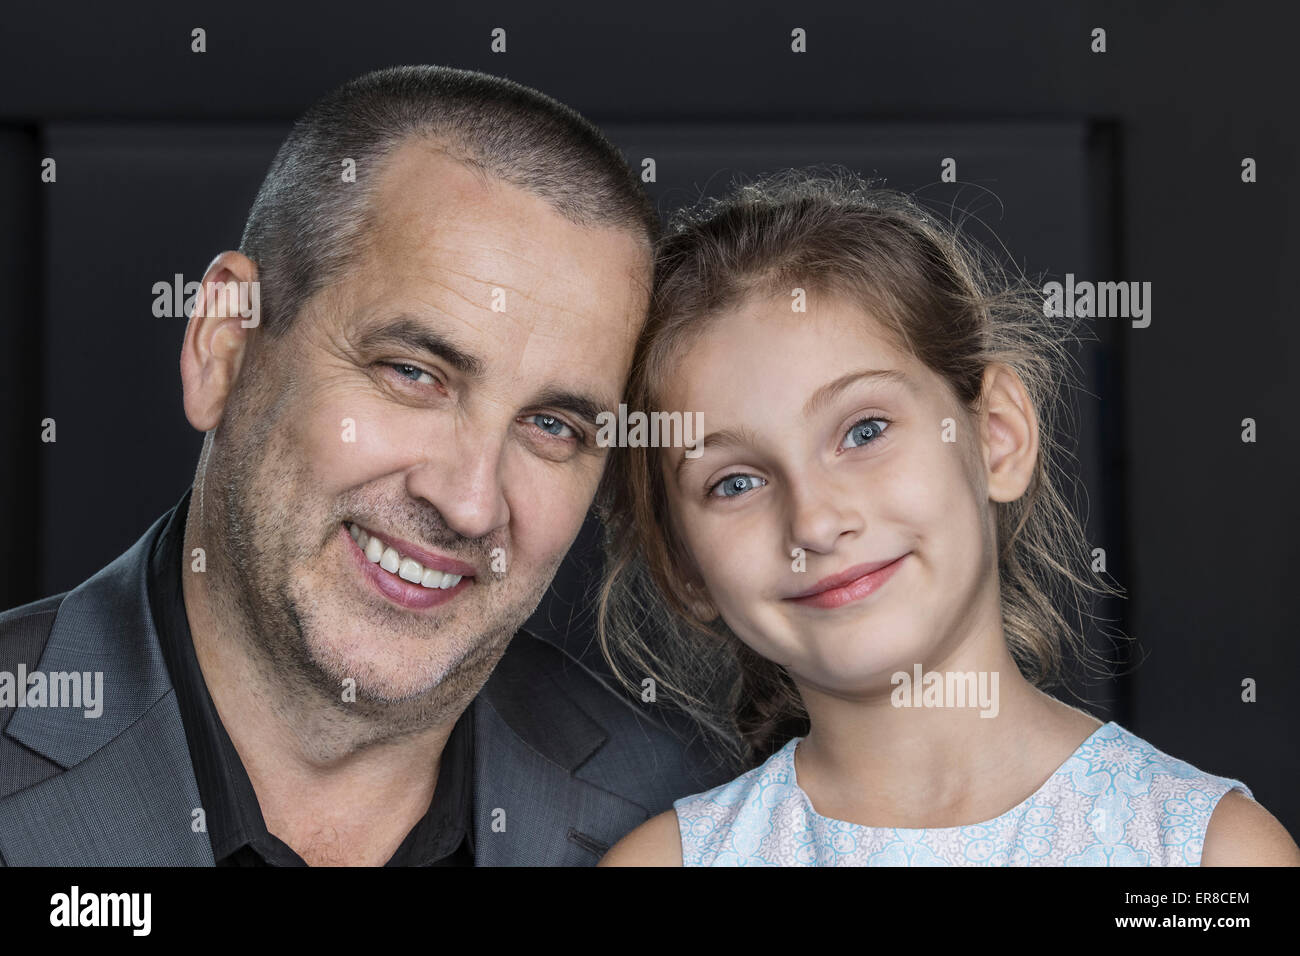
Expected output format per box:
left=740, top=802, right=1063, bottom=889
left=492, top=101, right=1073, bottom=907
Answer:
left=594, top=167, right=1125, bottom=771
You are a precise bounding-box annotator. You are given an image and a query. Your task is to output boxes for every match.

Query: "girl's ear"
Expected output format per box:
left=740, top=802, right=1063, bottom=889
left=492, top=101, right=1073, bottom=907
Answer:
left=680, top=578, right=720, bottom=624
left=663, top=532, right=721, bottom=624
left=659, top=494, right=721, bottom=624
left=978, top=363, right=1039, bottom=503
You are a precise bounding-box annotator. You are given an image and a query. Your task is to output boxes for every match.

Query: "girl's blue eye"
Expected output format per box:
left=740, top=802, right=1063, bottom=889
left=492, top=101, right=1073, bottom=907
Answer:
left=843, top=417, right=889, bottom=449
left=709, top=474, right=767, bottom=499
left=528, top=413, right=577, bottom=440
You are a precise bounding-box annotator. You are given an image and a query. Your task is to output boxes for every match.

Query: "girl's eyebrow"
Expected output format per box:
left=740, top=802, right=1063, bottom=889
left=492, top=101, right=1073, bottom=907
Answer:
left=674, top=424, right=763, bottom=480
left=802, top=367, right=913, bottom=418
left=673, top=369, right=913, bottom=483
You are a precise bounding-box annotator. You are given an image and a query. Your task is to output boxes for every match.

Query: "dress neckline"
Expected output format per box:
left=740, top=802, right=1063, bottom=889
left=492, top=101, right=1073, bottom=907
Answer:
left=786, top=720, right=1114, bottom=832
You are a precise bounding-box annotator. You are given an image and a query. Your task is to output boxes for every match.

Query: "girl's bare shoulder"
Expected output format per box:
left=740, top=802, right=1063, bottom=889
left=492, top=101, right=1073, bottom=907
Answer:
left=1035, top=694, right=1106, bottom=748
left=598, top=809, right=683, bottom=867
left=1203, top=791, right=1300, bottom=865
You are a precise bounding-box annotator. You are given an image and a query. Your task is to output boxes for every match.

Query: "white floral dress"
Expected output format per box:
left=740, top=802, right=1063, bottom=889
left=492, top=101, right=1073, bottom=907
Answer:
left=674, top=722, right=1251, bottom=866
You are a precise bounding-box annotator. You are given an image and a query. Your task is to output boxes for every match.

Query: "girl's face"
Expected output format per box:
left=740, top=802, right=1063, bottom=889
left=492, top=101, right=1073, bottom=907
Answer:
left=658, top=293, right=1005, bottom=699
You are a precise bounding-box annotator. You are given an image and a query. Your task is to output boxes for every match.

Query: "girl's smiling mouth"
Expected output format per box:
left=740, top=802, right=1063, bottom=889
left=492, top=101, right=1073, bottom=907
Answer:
left=784, top=554, right=909, bottom=609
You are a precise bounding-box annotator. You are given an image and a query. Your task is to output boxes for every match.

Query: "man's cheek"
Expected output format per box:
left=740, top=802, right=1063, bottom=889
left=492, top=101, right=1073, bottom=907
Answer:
left=301, top=397, right=412, bottom=481
left=506, top=510, right=571, bottom=590
left=499, top=476, right=587, bottom=590
left=515, top=460, right=600, bottom=547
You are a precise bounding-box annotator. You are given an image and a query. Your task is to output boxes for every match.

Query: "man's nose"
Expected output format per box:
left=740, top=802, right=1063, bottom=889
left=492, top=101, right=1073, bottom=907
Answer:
left=405, top=429, right=510, bottom=542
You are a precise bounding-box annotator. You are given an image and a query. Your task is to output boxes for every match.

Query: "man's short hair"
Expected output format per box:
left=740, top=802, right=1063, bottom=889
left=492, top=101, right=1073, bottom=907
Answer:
left=239, top=64, right=660, bottom=337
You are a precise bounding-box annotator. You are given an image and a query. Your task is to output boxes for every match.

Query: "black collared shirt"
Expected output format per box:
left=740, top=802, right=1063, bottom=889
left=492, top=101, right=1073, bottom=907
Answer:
left=147, top=490, right=475, bottom=866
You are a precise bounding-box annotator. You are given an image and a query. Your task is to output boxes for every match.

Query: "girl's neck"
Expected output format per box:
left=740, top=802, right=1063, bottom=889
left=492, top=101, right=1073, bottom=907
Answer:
left=791, top=641, right=1102, bottom=829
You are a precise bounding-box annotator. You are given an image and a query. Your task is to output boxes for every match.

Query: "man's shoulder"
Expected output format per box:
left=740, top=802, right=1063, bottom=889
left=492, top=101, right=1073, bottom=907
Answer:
left=493, top=629, right=689, bottom=749
left=497, top=630, right=643, bottom=721
left=0, top=592, right=67, bottom=634
left=0, top=592, right=72, bottom=797
left=0, top=592, right=68, bottom=676
left=485, top=630, right=737, bottom=805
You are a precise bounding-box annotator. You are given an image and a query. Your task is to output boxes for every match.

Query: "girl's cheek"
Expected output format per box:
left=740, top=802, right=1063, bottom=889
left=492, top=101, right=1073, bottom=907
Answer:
left=690, top=525, right=756, bottom=608
left=692, top=530, right=734, bottom=588
left=901, top=435, right=969, bottom=507
left=912, top=448, right=988, bottom=563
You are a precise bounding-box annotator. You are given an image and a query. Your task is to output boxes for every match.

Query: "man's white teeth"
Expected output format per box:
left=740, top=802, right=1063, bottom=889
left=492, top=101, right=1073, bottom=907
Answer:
left=347, top=523, right=464, bottom=590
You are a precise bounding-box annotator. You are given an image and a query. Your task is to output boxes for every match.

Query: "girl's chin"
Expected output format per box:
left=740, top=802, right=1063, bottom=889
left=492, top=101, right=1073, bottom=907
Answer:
left=797, top=661, right=918, bottom=692
left=728, top=613, right=932, bottom=683
left=780, top=645, right=937, bottom=696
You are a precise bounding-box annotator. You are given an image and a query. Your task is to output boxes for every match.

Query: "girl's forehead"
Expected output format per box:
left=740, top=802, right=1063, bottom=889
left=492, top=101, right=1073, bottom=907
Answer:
left=662, top=295, right=918, bottom=400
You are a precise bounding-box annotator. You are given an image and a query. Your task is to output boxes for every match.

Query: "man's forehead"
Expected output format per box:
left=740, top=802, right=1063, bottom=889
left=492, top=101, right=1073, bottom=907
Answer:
left=371, top=143, right=520, bottom=248
left=314, top=140, right=649, bottom=389
left=352, top=141, right=649, bottom=314
left=369, top=141, right=643, bottom=262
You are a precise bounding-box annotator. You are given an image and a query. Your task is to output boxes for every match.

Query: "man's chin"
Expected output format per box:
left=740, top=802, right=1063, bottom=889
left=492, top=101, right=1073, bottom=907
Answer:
left=298, top=622, right=514, bottom=710
left=309, top=647, right=455, bottom=703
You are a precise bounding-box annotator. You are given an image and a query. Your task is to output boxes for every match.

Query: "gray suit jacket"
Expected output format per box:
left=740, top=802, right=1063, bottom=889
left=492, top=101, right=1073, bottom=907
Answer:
left=0, top=508, right=732, bottom=865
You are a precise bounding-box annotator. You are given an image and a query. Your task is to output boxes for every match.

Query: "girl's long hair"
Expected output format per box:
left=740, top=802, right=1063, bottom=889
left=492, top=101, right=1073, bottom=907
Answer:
left=595, top=168, right=1126, bottom=772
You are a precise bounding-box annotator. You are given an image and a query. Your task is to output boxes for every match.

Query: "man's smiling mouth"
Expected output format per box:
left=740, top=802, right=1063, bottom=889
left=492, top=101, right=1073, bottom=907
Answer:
left=346, top=522, right=470, bottom=590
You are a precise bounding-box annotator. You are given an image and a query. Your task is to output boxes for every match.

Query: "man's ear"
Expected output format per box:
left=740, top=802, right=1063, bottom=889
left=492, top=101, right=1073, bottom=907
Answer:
left=181, top=251, right=260, bottom=432
left=978, top=363, right=1040, bottom=503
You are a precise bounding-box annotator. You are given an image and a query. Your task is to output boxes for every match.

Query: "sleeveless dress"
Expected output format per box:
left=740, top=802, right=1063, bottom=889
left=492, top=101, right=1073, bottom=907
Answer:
left=674, top=721, right=1252, bottom=866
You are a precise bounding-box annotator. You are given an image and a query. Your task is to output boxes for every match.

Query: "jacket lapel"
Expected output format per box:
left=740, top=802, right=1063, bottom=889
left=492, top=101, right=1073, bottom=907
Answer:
left=0, top=511, right=212, bottom=865
left=471, top=633, right=652, bottom=865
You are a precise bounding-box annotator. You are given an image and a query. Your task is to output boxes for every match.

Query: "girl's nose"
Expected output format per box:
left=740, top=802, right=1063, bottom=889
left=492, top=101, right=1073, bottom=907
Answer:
left=786, top=473, right=865, bottom=556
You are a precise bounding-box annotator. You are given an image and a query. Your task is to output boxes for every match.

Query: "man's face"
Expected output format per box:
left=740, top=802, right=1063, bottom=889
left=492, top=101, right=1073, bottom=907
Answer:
left=208, top=142, right=650, bottom=712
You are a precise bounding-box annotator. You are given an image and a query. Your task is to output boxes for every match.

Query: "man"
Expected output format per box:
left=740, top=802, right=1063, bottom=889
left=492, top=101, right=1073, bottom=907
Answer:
left=0, top=65, right=730, bottom=865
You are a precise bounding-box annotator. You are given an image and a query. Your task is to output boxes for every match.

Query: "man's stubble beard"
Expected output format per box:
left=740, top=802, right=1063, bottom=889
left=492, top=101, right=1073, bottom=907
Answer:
left=194, top=364, right=562, bottom=758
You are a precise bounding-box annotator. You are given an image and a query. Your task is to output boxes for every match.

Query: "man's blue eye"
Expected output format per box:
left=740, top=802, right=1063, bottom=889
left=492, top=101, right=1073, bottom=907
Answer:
left=709, top=474, right=767, bottom=498
left=390, top=363, right=435, bottom=385
left=843, top=418, right=889, bottom=449
left=528, top=414, right=576, bottom=440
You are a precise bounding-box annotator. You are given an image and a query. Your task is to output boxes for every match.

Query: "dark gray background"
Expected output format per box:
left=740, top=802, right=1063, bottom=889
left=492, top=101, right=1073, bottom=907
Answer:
left=0, top=1, right=1294, bottom=835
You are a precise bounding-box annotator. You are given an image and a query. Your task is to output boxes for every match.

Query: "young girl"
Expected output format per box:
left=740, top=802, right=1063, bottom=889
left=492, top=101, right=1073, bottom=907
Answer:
left=595, top=170, right=1298, bottom=867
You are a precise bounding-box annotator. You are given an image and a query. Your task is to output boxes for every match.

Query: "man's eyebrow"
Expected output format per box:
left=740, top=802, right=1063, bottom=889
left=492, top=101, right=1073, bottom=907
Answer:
left=529, top=387, right=616, bottom=431
left=354, top=316, right=485, bottom=378
left=802, top=367, right=913, bottom=419
left=355, top=317, right=613, bottom=430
